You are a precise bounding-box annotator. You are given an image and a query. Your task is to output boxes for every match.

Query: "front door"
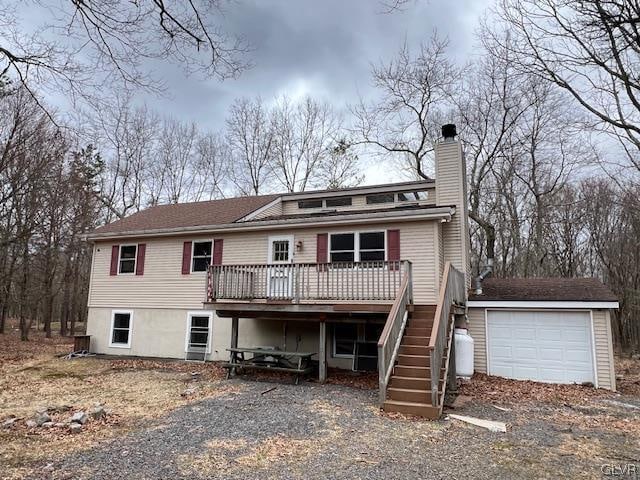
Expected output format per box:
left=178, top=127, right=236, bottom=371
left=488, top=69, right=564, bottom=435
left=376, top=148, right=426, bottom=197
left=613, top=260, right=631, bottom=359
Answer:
left=267, top=235, right=294, bottom=299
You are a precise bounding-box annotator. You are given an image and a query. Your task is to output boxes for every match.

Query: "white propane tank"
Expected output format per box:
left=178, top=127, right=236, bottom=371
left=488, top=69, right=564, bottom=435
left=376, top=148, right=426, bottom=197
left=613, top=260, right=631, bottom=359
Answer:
left=454, top=328, right=474, bottom=378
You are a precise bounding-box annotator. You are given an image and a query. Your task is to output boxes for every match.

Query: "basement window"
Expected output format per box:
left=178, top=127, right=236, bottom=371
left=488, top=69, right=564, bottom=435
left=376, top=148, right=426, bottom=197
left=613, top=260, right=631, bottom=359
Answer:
left=366, top=193, right=394, bottom=204
left=110, top=310, right=132, bottom=348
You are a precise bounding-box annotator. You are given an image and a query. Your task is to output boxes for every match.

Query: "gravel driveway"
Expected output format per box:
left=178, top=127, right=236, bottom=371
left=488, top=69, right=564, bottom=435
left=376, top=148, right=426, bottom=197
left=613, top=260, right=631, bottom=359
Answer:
left=42, top=379, right=639, bottom=480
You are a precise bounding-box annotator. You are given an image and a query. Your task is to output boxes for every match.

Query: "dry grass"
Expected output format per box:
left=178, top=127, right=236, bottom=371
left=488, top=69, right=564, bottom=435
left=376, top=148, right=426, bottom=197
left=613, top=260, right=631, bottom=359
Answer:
left=0, top=320, right=232, bottom=480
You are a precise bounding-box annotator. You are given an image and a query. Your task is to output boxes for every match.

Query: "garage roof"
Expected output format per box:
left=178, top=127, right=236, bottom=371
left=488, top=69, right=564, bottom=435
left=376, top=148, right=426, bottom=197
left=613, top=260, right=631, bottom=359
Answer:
left=469, top=277, right=618, bottom=302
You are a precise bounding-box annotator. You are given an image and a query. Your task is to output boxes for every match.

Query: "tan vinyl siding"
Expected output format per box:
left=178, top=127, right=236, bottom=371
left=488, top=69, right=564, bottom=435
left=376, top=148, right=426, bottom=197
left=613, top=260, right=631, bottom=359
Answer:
left=281, top=189, right=435, bottom=216
left=467, top=307, right=616, bottom=390
left=250, top=200, right=283, bottom=219
left=88, top=220, right=439, bottom=308
left=467, top=307, right=487, bottom=373
left=592, top=309, right=616, bottom=391
left=435, top=141, right=471, bottom=287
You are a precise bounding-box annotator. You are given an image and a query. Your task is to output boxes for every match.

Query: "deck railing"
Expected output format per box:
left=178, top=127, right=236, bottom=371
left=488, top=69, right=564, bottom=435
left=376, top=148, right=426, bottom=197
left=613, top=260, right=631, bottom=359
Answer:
left=207, top=260, right=411, bottom=303
left=428, top=262, right=466, bottom=408
left=376, top=265, right=413, bottom=406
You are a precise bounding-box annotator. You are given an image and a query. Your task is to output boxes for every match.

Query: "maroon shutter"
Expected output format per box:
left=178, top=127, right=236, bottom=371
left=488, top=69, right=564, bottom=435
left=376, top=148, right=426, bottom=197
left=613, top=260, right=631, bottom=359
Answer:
left=213, top=239, right=223, bottom=265
left=182, top=241, right=192, bottom=274
left=387, top=229, right=400, bottom=270
left=135, top=243, right=146, bottom=275
left=110, top=245, right=119, bottom=276
left=317, top=233, right=328, bottom=271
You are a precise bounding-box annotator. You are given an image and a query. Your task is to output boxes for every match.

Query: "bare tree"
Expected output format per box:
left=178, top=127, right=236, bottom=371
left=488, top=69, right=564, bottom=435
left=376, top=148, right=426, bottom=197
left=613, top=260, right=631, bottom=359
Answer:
left=495, top=0, right=640, bottom=176
left=271, top=96, right=339, bottom=192
left=226, top=97, right=274, bottom=195
left=94, top=98, right=158, bottom=220
left=0, top=1, right=249, bottom=115
left=315, top=139, right=364, bottom=190
left=352, top=33, right=461, bottom=178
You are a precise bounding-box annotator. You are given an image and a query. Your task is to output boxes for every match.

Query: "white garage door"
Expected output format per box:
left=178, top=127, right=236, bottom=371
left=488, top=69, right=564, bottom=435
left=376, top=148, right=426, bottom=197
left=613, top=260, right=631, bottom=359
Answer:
left=487, top=310, right=594, bottom=384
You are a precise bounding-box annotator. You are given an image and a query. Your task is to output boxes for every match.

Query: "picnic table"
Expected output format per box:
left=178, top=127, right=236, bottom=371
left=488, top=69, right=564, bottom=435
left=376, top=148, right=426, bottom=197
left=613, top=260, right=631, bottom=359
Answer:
left=224, top=347, right=316, bottom=384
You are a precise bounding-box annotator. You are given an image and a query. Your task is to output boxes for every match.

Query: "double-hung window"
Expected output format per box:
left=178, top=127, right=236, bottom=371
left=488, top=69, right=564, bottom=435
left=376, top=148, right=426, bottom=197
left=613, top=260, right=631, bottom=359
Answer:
left=110, top=310, right=133, bottom=348
left=329, top=233, right=355, bottom=263
left=191, top=241, right=212, bottom=272
left=358, top=232, right=385, bottom=262
left=328, top=231, right=385, bottom=263
left=118, top=245, right=137, bottom=274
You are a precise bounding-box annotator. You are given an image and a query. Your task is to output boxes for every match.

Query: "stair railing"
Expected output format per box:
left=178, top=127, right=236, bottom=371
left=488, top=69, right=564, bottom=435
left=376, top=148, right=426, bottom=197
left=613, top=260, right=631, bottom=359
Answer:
left=427, top=262, right=465, bottom=408
left=377, top=262, right=413, bottom=406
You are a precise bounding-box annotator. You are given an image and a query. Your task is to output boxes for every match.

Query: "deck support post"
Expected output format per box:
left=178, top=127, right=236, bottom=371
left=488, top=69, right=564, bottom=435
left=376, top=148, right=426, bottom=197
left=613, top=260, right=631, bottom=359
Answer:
left=231, top=317, right=239, bottom=349
left=319, top=319, right=327, bottom=383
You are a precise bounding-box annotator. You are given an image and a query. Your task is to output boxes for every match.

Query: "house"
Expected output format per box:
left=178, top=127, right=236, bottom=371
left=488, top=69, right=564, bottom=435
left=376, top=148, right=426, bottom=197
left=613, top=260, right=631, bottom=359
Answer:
left=84, top=125, right=618, bottom=419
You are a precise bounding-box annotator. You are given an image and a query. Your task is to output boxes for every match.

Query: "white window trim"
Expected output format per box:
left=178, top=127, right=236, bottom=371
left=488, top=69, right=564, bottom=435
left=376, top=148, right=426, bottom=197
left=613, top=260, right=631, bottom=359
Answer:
left=190, top=239, right=213, bottom=274
left=109, top=309, right=133, bottom=348
left=184, top=311, right=213, bottom=354
left=117, top=244, right=138, bottom=275
left=332, top=324, right=381, bottom=358
left=328, top=230, right=387, bottom=263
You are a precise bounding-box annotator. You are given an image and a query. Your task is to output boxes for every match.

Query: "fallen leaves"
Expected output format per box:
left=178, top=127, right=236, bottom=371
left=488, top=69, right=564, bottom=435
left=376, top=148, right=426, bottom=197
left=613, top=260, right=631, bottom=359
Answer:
left=459, top=373, right=614, bottom=406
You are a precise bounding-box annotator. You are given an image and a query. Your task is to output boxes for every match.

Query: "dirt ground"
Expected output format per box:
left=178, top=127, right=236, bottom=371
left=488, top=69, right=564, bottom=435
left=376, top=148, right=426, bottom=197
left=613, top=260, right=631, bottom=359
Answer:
left=1, top=323, right=639, bottom=480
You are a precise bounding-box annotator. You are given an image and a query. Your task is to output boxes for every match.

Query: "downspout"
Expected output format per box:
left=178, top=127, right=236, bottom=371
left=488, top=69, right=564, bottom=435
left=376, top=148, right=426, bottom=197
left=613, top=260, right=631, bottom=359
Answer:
left=474, top=258, right=494, bottom=295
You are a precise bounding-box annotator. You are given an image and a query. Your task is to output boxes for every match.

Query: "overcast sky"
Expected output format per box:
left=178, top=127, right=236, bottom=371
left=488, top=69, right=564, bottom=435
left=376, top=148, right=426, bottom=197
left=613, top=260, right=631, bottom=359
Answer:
left=146, top=0, right=488, bottom=132
left=136, top=0, right=490, bottom=183
left=22, top=0, right=491, bottom=185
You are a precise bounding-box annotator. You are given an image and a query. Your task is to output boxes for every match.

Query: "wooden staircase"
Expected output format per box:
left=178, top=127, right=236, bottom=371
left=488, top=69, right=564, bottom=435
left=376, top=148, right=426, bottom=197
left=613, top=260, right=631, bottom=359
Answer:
left=383, top=304, right=451, bottom=419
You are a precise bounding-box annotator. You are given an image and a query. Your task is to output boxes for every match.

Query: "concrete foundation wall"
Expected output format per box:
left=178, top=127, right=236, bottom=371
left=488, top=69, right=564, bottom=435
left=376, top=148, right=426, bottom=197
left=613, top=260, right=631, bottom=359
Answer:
left=87, top=307, right=360, bottom=370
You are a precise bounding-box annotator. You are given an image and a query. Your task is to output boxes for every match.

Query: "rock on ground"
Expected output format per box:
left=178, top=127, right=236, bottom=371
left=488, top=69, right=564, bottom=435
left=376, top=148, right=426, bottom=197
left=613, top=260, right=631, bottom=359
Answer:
left=70, top=412, right=88, bottom=424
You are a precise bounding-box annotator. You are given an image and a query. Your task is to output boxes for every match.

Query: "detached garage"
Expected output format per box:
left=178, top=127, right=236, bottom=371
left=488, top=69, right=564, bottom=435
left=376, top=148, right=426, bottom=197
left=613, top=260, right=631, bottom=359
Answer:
left=467, top=278, right=619, bottom=391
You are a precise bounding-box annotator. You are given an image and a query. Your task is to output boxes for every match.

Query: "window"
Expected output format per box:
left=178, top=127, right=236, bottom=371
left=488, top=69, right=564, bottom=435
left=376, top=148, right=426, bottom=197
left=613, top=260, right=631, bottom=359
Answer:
left=326, top=197, right=352, bottom=207
left=330, top=233, right=355, bottom=263
left=359, top=232, right=385, bottom=262
left=118, top=245, right=137, bottom=274
left=328, top=231, right=385, bottom=263
left=398, top=190, right=429, bottom=201
left=110, top=311, right=132, bottom=348
left=334, top=324, right=358, bottom=356
left=366, top=193, right=395, bottom=205
left=272, top=240, right=290, bottom=262
left=298, top=199, right=323, bottom=209
left=333, top=323, right=384, bottom=358
left=192, top=241, right=212, bottom=272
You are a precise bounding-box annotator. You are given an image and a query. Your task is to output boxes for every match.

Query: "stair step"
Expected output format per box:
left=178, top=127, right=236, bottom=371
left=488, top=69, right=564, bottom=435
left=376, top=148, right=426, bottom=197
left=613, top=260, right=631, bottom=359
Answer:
left=405, top=327, right=430, bottom=337
left=388, top=387, right=431, bottom=403
left=401, top=335, right=430, bottom=346
left=393, top=365, right=430, bottom=378
left=389, top=376, right=430, bottom=390
left=396, top=354, right=430, bottom=367
left=399, top=345, right=429, bottom=356
left=407, top=320, right=433, bottom=329
left=383, top=400, right=440, bottom=419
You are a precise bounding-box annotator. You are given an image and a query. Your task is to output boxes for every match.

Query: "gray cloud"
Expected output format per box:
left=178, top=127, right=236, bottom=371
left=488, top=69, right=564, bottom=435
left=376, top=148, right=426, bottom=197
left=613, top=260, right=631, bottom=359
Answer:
left=142, top=0, right=490, bottom=132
